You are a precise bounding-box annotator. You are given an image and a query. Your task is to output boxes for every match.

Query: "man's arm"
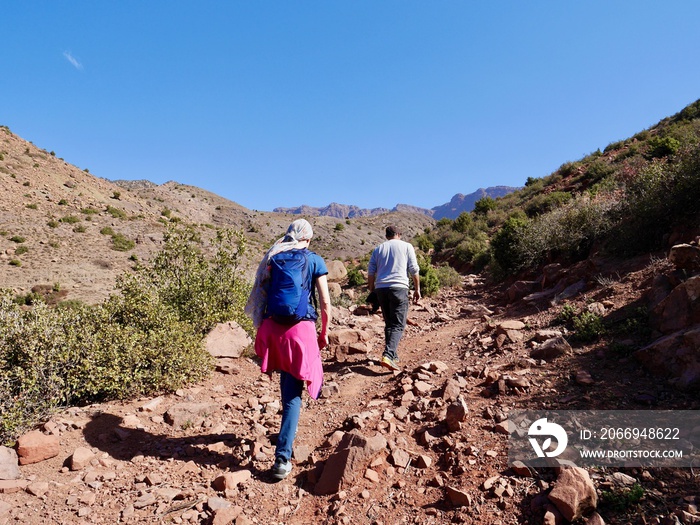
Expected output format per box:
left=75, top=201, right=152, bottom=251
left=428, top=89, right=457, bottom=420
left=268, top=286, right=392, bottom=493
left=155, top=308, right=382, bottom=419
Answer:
left=412, top=273, right=421, bottom=303
left=367, top=249, right=377, bottom=292
left=407, top=244, right=421, bottom=303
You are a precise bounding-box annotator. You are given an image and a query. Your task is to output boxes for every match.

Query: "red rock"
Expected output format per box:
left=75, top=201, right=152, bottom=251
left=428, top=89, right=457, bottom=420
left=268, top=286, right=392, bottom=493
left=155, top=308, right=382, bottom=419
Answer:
left=548, top=467, right=597, bottom=522
left=16, top=431, right=59, bottom=465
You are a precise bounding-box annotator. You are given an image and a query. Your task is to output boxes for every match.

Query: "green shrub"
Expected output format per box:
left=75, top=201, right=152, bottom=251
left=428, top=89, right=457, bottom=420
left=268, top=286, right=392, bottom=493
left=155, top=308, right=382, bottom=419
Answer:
left=9, top=236, right=25, bottom=244
left=58, top=199, right=68, bottom=205
left=417, top=253, right=439, bottom=297
left=610, top=144, right=700, bottom=254
left=412, top=232, right=434, bottom=252
left=334, top=223, right=345, bottom=231
left=346, top=266, right=366, bottom=287
left=454, top=235, right=489, bottom=265
left=111, top=234, right=135, bottom=252
left=525, top=191, right=572, bottom=217
left=572, top=311, right=605, bottom=342
left=600, top=483, right=644, bottom=512
left=646, top=135, right=680, bottom=159
left=435, top=265, right=461, bottom=288
left=14, top=246, right=28, bottom=256
left=25, top=203, right=38, bottom=210
left=124, top=225, right=251, bottom=335
left=489, top=215, right=530, bottom=274
left=556, top=303, right=577, bottom=325
left=106, top=206, right=127, bottom=219
left=8, top=259, right=21, bottom=267
left=60, top=215, right=80, bottom=224
left=500, top=195, right=618, bottom=274
left=100, top=226, right=115, bottom=236
left=80, top=207, right=99, bottom=215
left=453, top=212, right=474, bottom=233
left=585, top=159, right=615, bottom=183
left=473, top=196, right=497, bottom=215
left=73, top=225, right=87, bottom=233
left=47, top=220, right=59, bottom=228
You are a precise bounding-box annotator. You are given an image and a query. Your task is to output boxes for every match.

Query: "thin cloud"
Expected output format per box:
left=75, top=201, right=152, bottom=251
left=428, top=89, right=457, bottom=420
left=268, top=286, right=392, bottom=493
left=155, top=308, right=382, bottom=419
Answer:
left=63, top=51, right=83, bottom=70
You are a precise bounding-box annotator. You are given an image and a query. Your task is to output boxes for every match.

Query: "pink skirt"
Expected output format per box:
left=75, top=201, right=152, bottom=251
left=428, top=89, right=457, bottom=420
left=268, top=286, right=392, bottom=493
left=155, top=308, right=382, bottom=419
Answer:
left=254, top=318, right=324, bottom=399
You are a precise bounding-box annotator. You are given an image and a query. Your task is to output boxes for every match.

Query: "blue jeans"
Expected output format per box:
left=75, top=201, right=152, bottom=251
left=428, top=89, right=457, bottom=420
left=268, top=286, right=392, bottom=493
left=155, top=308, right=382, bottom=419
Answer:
left=276, top=371, right=304, bottom=461
left=375, top=286, right=409, bottom=361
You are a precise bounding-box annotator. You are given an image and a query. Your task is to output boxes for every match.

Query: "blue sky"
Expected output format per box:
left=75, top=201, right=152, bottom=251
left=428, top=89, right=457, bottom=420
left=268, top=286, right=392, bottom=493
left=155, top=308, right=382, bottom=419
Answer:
left=2, top=2, right=700, bottom=212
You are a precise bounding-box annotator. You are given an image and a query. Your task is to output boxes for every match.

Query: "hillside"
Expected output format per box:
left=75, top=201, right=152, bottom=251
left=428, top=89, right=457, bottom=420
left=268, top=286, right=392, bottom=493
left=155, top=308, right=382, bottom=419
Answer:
left=0, top=127, right=433, bottom=304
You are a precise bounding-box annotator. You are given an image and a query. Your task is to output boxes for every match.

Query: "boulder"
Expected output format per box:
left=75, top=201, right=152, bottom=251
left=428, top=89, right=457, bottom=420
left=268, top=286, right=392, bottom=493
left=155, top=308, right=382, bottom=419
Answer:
left=326, top=260, right=348, bottom=282
left=530, top=337, right=572, bottom=361
left=16, top=431, right=59, bottom=465
left=651, top=275, right=700, bottom=334
left=327, top=282, right=342, bottom=299
left=164, top=402, right=218, bottom=428
left=0, top=447, right=20, bottom=481
left=548, top=467, right=597, bottom=522
left=70, top=447, right=95, bottom=471
left=635, top=327, right=700, bottom=389
left=669, top=243, right=700, bottom=272
left=446, top=396, right=469, bottom=432
left=205, top=321, right=251, bottom=359
left=314, top=432, right=387, bottom=495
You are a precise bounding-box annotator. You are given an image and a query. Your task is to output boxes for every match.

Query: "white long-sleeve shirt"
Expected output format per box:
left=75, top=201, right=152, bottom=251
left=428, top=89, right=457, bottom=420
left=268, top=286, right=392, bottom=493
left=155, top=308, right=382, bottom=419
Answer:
left=368, top=238, right=420, bottom=289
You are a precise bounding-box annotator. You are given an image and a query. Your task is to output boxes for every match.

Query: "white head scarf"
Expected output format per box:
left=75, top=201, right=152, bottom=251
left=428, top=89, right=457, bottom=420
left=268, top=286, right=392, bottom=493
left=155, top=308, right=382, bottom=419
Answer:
left=244, top=219, right=314, bottom=328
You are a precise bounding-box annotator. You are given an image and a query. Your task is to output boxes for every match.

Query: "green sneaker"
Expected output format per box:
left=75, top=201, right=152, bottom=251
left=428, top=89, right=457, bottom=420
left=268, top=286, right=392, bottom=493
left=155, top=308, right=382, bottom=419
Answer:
left=381, top=355, right=400, bottom=372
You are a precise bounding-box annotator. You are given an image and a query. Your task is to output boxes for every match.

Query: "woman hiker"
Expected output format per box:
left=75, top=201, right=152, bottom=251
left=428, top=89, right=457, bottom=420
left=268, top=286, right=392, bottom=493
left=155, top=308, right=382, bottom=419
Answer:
left=245, top=219, right=331, bottom=480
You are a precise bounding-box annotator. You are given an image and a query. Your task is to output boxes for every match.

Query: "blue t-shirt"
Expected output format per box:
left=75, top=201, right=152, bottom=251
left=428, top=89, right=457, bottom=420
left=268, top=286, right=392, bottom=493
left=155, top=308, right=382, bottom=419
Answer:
left=301, top=249, right=328, bottom=321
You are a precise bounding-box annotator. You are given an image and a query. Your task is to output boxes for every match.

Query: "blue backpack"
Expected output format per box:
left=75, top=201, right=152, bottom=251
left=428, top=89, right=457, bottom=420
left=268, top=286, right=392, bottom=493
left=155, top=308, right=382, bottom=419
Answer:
left=266, top=249, right=315, bottom=323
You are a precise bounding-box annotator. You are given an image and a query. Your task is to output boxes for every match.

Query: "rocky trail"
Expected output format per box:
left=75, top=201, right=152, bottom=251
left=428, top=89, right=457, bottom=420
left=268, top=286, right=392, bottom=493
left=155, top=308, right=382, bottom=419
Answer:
left=2, top=259, right=700, bottom=525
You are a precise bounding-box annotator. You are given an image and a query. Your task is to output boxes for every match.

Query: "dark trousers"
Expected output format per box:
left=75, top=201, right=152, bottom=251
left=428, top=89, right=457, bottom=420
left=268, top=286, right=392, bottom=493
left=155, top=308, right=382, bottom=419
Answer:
left=375, top=287, right=409, bottom=361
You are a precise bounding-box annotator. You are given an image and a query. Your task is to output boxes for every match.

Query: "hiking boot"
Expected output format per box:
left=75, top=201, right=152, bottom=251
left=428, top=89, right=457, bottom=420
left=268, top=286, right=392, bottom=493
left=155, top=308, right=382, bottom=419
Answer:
left=271, top=456, right=292, bottom=480
left=381, top=355, right=400, bottom=372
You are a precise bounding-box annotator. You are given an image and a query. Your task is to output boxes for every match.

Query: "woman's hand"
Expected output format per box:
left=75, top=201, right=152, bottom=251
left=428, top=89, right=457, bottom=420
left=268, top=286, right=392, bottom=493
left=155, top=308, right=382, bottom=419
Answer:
left=318, top=332, right=329, bottom=350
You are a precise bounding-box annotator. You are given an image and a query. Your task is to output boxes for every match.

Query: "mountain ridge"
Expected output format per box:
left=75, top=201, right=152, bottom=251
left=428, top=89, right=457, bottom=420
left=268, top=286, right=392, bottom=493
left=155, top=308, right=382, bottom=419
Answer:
left=273, top=186, right=520, bottom=219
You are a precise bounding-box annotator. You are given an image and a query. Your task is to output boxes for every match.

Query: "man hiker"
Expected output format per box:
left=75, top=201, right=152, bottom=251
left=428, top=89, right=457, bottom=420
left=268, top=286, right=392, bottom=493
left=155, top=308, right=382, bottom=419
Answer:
left=367, top=225, right=421, bottom=371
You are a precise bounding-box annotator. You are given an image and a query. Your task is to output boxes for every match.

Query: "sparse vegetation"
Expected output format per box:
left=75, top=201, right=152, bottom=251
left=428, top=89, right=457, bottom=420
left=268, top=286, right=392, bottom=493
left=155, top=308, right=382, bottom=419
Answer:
left=9, top=235, right=25, bottom=243
left=110, top=233, right=135, bottom=252
left=106, top=205, right=127, bottom=219
left=600, top=483, right=644, bottom=512
left=0, top=224, right=250, bottom=444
